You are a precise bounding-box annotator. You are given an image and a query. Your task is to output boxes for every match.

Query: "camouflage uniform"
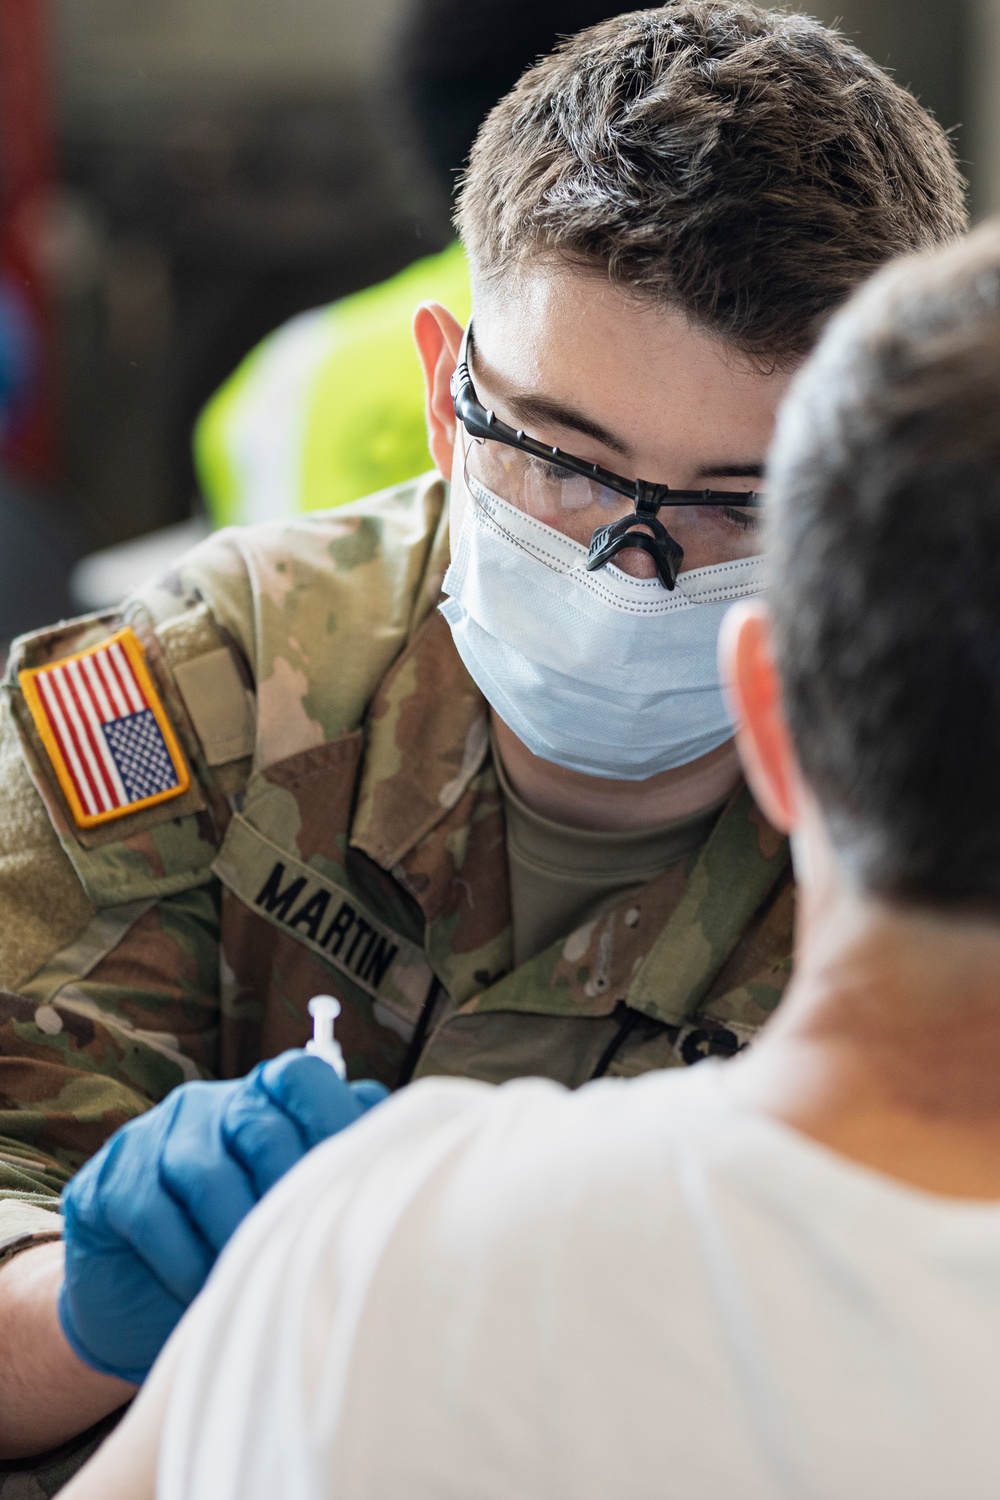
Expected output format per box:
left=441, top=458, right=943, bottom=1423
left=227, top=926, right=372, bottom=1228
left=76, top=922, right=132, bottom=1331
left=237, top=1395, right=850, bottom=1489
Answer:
left=0, top=472, right=792, bottom=1490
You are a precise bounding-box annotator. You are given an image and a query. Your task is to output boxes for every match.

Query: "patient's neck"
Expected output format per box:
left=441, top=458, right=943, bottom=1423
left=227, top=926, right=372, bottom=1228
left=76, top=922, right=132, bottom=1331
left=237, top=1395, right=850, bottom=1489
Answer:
left=727, top=878, right=1000, bottom=1199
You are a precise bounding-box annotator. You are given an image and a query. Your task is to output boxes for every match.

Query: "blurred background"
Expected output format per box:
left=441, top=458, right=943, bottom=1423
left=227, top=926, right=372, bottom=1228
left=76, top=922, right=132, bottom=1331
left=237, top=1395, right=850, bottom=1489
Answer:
left=0, top=0, right=986, bottom=645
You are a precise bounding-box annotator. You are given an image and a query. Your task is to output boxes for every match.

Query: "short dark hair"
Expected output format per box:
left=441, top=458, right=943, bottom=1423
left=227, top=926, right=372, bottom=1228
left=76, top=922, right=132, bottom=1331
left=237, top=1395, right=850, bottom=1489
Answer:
left=769, top=221, right=1000, bottom=913
left=457, top=1, right=968, bottom=362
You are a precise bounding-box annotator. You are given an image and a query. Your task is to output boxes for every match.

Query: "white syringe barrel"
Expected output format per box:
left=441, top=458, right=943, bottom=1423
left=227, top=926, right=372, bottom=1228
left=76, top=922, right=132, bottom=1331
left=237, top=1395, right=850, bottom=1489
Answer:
left=306, top=994, right=347, bottom=1079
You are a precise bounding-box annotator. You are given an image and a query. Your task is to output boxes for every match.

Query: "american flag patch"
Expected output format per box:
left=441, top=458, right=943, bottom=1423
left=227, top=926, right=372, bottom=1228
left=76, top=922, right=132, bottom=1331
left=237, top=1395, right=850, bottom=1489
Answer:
left=19, top=627, right=191, bottom=828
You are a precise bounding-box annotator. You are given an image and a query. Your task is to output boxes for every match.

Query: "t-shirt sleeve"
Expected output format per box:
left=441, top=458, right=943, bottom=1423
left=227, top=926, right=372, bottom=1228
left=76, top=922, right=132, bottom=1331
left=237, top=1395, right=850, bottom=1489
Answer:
left=157, top=1073, right=564, bottom=1500
left=156, top=1064, right=734, bottom=1500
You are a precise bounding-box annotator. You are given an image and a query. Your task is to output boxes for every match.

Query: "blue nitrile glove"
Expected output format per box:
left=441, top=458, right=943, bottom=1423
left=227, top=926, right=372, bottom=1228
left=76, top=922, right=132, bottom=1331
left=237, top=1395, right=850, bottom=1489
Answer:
left=58, top=1051, right=388, bottom=1383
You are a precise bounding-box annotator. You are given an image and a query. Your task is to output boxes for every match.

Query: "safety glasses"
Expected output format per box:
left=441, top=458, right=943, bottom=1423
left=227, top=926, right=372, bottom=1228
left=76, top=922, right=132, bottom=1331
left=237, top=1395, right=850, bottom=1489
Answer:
left=451, top=323, right=765, bottom=589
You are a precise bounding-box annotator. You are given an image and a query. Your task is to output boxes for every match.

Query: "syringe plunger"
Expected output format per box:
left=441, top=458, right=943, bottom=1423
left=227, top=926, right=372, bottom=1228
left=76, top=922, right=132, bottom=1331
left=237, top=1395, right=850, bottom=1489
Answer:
left=306, top=995, right=346, bottom=1079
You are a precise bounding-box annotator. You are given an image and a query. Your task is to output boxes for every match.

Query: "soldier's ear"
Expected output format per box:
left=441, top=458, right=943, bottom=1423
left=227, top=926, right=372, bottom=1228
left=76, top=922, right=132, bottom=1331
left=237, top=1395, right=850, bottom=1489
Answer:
left=413, top=302, right=465, bottom=478
left=719, top=600, right=800, bottom=835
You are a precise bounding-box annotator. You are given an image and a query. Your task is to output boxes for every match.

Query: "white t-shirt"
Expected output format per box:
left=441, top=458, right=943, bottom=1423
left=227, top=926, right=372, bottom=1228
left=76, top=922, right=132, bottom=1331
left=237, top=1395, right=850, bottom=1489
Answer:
left=159, top=1063, right=1000, bottom=1500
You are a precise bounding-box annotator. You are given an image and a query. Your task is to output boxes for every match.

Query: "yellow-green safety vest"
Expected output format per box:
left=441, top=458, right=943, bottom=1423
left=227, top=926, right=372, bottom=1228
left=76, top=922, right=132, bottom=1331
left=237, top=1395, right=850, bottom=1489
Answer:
left=194, top=240, right=471, bottom=526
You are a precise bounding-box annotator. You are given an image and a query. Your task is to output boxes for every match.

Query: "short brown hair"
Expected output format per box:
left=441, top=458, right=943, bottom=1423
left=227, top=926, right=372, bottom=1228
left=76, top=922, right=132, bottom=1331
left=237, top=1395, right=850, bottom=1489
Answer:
left=769, top=222, right=1000, bottom=911
left=457, top=1, right=968, bottom=361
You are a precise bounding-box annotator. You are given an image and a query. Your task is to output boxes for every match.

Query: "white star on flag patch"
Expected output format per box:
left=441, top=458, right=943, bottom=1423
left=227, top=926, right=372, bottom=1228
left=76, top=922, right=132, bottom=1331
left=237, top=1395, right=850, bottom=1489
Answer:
left=19, top=627, right=191, bottom=828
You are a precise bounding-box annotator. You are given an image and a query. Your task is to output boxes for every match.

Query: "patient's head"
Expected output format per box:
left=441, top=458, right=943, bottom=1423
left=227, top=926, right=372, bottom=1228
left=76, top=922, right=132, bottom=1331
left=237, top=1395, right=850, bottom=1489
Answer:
left=766, top=221, right=1000, bottom=913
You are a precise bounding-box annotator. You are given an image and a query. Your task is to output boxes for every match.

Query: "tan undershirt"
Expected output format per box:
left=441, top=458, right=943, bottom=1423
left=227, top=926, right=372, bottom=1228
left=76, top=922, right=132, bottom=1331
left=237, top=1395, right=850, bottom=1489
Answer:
left=491, top=734, right=727, bottom=966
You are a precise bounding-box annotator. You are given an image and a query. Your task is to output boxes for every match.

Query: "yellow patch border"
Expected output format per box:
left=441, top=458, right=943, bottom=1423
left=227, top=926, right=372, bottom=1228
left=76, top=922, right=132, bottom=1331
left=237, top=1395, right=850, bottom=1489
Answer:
left=19, top=626, right=191, bottom=829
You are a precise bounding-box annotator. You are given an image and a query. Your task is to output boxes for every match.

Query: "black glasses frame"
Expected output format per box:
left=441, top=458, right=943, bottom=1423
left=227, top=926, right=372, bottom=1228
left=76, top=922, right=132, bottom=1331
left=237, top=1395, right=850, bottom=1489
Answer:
left=451, top=328, right=763, bottom=590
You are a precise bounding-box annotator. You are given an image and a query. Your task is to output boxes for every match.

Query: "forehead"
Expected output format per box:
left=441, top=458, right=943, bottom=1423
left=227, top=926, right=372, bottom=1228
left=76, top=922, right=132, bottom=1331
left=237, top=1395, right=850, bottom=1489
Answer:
left=471, top=264, right=797, bottom=459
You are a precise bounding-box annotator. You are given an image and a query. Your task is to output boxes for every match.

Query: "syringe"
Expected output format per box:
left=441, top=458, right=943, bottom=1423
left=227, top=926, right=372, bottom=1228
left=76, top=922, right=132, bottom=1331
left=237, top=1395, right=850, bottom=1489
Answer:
left=306, top=994, right=347, bottom=1079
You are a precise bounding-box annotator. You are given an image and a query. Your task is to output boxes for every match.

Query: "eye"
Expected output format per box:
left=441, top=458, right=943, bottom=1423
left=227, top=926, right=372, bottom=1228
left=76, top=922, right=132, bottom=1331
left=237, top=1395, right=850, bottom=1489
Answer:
left=722, top=505, right=764, bottom=531
left=524, top=456, right=571, bottom=484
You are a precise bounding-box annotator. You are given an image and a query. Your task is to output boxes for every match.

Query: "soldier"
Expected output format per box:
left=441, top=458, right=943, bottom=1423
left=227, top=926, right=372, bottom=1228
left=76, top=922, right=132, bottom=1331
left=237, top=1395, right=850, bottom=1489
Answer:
left=0, top=0, right=968, bottom=1484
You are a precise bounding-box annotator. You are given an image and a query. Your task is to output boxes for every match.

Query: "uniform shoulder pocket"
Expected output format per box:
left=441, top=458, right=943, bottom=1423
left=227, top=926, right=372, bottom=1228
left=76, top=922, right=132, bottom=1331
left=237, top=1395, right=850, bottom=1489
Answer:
left=5, top=606, right=243, bottom=906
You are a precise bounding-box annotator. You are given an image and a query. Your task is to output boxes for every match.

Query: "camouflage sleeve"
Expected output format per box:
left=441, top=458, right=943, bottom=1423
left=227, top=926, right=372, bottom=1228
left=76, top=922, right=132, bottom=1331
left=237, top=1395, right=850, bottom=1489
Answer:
left=0, top=881, right=222, bottom=1211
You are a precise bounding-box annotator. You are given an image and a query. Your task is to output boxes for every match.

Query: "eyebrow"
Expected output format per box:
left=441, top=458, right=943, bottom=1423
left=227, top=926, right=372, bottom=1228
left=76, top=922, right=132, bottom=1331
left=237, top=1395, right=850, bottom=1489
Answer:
left=693, top=461, right=766, bottom=480
left=498, top=392, right=632, bottom=457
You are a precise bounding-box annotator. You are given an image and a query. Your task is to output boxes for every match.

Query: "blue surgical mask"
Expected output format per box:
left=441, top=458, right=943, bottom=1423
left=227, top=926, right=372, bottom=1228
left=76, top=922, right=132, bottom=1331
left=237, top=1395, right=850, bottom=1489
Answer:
left=439, top=477, right=765, bottom=780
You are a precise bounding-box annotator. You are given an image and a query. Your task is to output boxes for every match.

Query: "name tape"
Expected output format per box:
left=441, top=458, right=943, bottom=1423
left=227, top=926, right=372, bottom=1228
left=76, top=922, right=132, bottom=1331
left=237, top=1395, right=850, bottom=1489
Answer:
left=213, top=814, right=434, bottom=1014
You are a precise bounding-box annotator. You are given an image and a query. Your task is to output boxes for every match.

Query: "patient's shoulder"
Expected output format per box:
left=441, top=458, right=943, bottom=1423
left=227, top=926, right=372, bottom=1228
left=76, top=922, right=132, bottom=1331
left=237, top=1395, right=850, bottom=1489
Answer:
left=301, top=1062, right=733, bottom=1226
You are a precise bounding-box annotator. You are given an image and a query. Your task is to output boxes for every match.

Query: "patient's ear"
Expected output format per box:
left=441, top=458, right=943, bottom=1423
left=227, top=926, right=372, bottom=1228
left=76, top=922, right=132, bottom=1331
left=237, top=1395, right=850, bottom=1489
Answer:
left=719, top=601, right=801, bottom=835
left=413, top=303, right=465, bottom=478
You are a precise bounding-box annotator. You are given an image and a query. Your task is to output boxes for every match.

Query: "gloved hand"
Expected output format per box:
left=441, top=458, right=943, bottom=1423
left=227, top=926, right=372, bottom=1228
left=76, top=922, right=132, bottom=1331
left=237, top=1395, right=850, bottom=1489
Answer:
left=58, top=1051, right=387, bottom=1383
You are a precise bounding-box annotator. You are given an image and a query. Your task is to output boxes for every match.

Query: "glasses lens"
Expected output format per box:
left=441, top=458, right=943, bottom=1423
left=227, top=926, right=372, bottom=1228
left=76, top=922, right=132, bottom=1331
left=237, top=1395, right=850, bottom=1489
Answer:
left=464, top=435, right=764, bottom=568
left=654, top=501, right=764, bottom=569
left=464, top=436, right=631, bottom=549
